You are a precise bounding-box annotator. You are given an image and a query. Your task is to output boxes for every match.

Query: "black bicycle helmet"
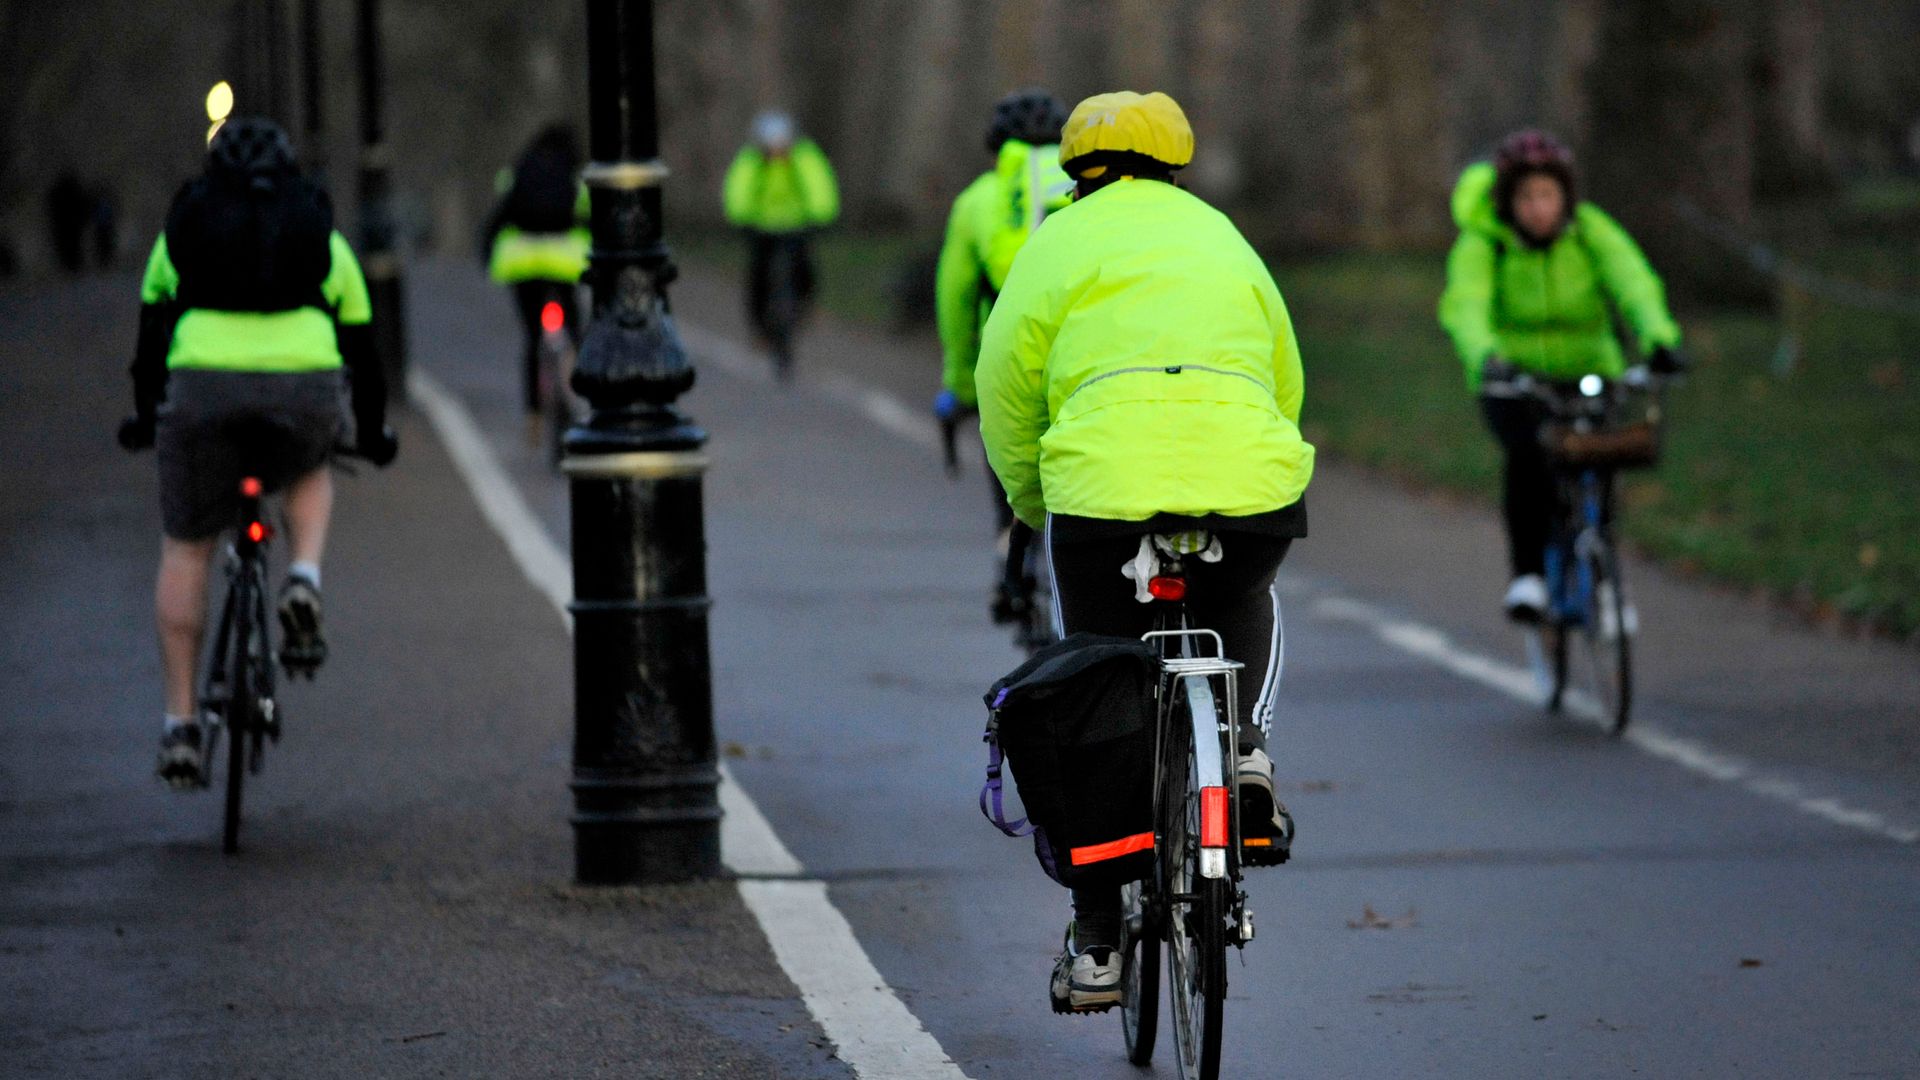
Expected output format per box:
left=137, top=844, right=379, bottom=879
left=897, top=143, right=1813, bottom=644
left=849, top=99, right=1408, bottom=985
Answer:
left=986, top=88, right=1068, bottom=152
left=209, top=117, right=297, bottom=178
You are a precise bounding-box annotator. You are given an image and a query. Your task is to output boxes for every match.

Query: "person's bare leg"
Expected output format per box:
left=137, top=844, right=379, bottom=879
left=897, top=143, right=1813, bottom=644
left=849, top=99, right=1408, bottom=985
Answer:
left=157, top=537, right=218, bottom=719
left=283, top=466, right=332, bottom=570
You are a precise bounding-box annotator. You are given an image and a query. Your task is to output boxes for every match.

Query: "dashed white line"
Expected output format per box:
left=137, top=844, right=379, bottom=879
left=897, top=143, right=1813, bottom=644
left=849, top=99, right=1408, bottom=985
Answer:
left=1311, top=594, right=1920, bottom=845
left=410, top=367, right=969, bottom=1080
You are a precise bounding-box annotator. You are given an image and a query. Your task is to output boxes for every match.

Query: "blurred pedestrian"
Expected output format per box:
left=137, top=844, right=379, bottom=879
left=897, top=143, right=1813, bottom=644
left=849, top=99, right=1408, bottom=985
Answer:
left=1437, top=129, right=1687, bottom=622
left=721, top=111, right=838, bottom=371
left=116, top=118, right=397, bottom=788
left=481, top=123, right=589, bottom=443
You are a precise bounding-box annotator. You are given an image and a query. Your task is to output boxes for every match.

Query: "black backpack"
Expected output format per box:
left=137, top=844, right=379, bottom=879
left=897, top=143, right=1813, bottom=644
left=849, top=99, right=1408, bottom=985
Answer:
left=980, top=633, right=1159, bottom=889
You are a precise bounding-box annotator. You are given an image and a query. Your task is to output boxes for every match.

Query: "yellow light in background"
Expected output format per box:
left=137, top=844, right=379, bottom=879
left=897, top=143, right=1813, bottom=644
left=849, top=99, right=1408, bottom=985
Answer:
left=207, top=119, right=227, bottom=145
left=206, top=81, right=234, bottom=123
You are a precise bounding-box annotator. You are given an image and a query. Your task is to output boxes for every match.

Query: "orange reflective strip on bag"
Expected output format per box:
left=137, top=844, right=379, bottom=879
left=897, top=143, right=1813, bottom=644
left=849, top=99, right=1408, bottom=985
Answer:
left=1069, top=831, right=1154, bottom=865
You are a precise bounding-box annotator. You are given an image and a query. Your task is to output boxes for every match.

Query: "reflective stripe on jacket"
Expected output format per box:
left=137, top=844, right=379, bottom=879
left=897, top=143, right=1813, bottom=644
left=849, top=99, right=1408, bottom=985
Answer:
left=141, top=231, right=371, bottom=373
left=976, top=178, right=1314, bottom=530
left=1437, top=161, right=1680, bottom=390
left=722, top=139, right=839, bottom=234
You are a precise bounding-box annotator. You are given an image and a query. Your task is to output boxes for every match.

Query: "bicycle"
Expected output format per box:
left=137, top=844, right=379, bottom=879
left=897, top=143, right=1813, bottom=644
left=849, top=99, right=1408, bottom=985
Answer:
left=525, top=285, right=583, bottom=468
left=197, top=471, right=285, bottom=854
left=759, top=233, right=808, bottom=381
left=1115, top=554, right=1267, bottom=1080
left=939, top=409, right=1057, bottom=655
left=1502, top=368, right=1665, bottom=734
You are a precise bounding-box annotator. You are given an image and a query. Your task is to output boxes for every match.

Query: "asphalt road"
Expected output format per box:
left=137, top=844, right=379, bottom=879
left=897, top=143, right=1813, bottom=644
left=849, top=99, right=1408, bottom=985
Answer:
left=3, top=259, right=1917, bottom=1078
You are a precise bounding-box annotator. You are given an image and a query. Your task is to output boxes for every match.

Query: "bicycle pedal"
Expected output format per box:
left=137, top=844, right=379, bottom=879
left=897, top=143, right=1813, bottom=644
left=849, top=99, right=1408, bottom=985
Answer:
left=1240, top=836, right=1290, bottom=867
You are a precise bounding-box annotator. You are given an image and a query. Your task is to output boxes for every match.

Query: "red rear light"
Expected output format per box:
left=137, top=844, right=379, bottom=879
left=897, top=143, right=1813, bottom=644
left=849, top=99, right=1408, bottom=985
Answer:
left=1200, top=786, right=1229, bottom=847
left=1147, top=575, right=1187, bottom=602
left=540, top=300, right=566, bottom=334
left=239, top=476, right=262, bottom=497
left=246, top=521, right=267, bottom=543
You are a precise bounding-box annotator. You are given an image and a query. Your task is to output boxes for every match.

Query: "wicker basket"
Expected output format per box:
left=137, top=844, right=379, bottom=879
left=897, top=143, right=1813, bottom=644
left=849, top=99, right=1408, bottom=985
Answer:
left=1542, top=420, right=1662, bottom=470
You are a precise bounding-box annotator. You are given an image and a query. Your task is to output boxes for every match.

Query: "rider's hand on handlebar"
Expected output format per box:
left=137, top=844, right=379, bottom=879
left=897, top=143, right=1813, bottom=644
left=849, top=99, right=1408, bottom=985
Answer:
left=356, top=422, right=399, bottom=468
left=1478, top=355, right=1519, bottom=391
left=1648, top=345, right=1689, bottom=376
left=933, top=388, right=963, bottom=422
left=117, top=413, right=156, bottom=452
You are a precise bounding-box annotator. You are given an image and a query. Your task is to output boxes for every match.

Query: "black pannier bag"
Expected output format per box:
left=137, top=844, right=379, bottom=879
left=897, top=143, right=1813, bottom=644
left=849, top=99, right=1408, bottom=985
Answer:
left=979, top=632, right=1158, bottom=889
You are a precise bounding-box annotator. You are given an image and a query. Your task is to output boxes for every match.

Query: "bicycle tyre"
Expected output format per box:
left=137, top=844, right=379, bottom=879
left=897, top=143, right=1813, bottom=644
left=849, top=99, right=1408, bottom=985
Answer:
left=222, top=575, right=253, bottom=855
left=1121, top=880, right=1160, bottom=1065
left=1584, top=546, right=1632, bottom=734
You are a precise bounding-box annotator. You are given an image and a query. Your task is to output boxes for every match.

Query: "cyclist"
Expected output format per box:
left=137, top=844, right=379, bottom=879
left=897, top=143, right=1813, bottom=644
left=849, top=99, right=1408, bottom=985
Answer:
left=117, top=118, right=397, bottom=787
left=975, top=91, right=1311, bottom=1010
left=932, top=87, right=1072, bottom=625
left=481, top=123, right=589, bottom=442
left=721, top=111, right=839, bottom=349
left=1438, top=129, right=1685, bottom=622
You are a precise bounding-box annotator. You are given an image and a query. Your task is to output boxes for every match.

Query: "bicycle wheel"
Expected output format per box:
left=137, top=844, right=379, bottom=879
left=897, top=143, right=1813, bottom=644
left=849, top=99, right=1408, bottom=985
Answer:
left=1162, top=693, right=1227, bottom=1080
left=1582, top=543, right=1632, bottom=734
left=222, top=575, right=254, bottom=854
left=1121, top=879, right=1160, bottom=1065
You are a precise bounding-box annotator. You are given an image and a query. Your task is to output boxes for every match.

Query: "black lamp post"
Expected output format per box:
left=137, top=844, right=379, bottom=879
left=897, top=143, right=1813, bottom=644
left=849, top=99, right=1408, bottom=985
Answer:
left=565, top=0, right=719, bottom=885
left=356, top=0, right=407, bottom=397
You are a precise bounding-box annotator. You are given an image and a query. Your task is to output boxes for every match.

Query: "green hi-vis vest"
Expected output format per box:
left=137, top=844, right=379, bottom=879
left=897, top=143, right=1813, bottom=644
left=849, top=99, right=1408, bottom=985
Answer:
left=141, top=231, right=371, bottom=373
left=721, top=139, right=840, bottom=234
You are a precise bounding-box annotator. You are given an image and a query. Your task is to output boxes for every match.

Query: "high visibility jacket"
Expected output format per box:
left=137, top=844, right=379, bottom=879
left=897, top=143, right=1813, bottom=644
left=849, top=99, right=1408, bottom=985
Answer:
left=487, top=166, right=591, bottom=285
left=722, top=139, right=839, bottom=234
left=1437, top=161, right=1680, bottom=390
left=936, top=140, right=1073, bottom=405
left=976, top=178, right=1314, bottom=531
left=141, top=231, right=370, bottom=372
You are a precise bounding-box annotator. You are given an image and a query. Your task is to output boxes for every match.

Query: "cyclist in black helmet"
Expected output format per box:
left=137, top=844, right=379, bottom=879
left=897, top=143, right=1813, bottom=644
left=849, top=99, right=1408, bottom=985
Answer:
left=118, top=117, right=397, bottom=787
left=933, top=88, right=1073, bottom=626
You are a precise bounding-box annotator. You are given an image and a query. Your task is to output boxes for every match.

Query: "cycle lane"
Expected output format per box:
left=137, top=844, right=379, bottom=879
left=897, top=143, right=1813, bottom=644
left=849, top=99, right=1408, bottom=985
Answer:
left=418, top=259, right=1919, bottom=1078
left=0, top=271, right=848, bottom=1078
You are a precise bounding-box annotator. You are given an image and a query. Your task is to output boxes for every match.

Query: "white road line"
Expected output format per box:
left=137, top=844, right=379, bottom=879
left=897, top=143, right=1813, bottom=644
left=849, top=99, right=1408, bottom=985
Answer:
left=408, top=367, right=969, bottom=1080
left=1311, top=594, right=1920, bottom=845
left=680, top=324, right=943, bottom=452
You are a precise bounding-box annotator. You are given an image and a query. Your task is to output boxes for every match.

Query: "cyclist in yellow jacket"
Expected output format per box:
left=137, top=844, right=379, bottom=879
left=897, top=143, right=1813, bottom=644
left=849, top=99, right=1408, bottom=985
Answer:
left=976, top=91, right=1311, bottom=1010
left=117, top=119, right=396, bottom=787
left=933, top=88, right=1072, bottom=624
left=1438, top=130, right=1685, bottom=621
left=722, top=112, right=839, bottom=355
left=482, top=124, right=589, bottom=436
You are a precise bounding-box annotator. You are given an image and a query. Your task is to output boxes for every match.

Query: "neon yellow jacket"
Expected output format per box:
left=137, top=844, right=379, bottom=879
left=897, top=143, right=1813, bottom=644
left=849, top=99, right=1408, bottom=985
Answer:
left=141, top=231, right=370, bottom=372
left=722, top=139, right=839, bottom=234
left=936, top=141, right=1073, bottom=405
left=1438, top=161, right=1680, bottom=390
left=488, top=175, right=591, bottom=285
left=976, top=178, right=1314, bottom=530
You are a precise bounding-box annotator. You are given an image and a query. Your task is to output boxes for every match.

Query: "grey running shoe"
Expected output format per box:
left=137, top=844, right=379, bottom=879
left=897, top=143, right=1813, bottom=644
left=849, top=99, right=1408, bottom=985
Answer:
left=1049, top=924, right=1123, bottom=1013
left=156, top=722, right=206, bottom=789
left=1237, top=747, right=1294, bottom=866
left=277, top=577, right=327, bottom=677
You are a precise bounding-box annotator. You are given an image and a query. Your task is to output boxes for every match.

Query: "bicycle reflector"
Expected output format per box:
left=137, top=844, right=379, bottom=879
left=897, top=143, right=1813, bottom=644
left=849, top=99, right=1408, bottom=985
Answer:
left=540, top=301, right=566, bottom=334
left=246, top=521, right=267, bottom=543
left=1200, top=786, right=1229, bottom=847
left=239, top=476, right=263, bottom=497
left=1147, top=575, right=1188, bottom=602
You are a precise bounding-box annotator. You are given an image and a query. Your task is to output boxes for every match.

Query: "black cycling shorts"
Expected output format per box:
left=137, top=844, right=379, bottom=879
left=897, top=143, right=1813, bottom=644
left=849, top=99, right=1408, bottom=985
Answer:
left=155, top=369, right=342, bottom=540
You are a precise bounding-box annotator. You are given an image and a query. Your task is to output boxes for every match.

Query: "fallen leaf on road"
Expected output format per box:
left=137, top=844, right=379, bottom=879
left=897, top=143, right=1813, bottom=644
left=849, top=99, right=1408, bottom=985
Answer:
left=1739, top=957, right=1763, bottom=968
left=1347, top=904, right=1418, bottom=930
left=723, top=741, right=748, bottom=758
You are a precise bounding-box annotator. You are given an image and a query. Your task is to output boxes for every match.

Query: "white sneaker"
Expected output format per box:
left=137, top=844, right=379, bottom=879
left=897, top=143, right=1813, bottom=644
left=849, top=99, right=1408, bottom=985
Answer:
left=1503, top=574, right=1548, bottom=623
left=1067, top=948, right=1122, bottom=1010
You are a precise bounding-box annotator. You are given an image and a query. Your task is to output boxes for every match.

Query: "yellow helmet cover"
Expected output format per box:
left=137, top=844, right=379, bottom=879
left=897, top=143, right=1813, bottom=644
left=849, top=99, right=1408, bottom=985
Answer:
left=1058, top=91, right=1195, bottom=178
